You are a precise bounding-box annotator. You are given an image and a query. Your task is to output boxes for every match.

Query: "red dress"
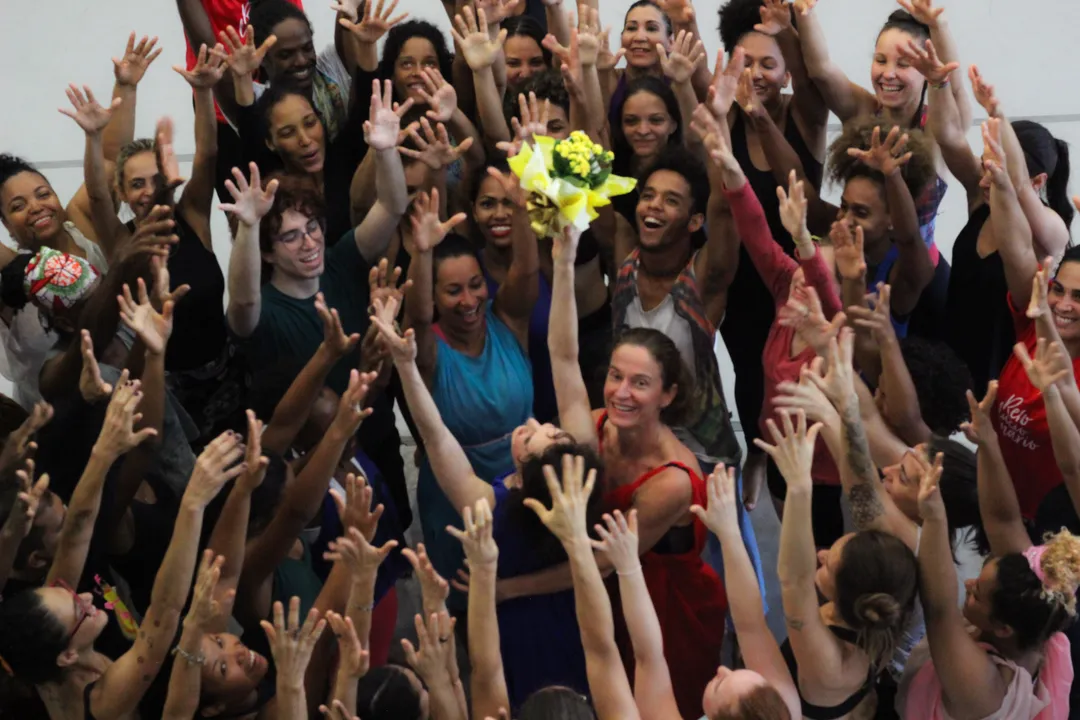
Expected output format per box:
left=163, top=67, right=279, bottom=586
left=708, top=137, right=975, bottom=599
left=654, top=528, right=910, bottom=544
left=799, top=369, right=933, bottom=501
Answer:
left=598, top=414, right=727, bottom=719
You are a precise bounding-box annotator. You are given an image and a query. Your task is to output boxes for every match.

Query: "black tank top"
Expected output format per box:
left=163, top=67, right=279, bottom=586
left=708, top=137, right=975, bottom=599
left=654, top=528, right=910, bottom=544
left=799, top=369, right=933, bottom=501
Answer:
left=124, top=213, right=226, bottom=372
left=780, top=625, right=875, bottom=719
left=944, top=203, right=1014, bottom=397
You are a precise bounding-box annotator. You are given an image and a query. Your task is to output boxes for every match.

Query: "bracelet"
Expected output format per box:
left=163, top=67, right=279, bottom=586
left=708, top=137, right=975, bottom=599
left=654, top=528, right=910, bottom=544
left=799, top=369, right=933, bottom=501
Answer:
left=930, top=78, right=950, bottom=90
left=353, top=601, right=375, bottom=612
left=616, top=565, right=643, bottom=577
left=171, top=646, right=206, bottom=666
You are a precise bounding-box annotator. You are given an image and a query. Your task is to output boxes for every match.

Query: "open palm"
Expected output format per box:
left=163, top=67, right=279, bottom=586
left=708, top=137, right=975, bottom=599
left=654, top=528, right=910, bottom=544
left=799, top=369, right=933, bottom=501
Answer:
left=60, top=85, right=119, bottom=135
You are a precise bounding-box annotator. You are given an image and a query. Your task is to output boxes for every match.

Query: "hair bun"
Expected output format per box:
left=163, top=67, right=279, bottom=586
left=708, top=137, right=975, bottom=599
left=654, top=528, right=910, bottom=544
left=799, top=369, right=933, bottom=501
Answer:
left=853, top=593, right=902, bottom=630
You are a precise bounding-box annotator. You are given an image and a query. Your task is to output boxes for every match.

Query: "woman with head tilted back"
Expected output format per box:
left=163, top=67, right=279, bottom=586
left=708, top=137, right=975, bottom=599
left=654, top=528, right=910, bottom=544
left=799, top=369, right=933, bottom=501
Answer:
left=901, top=41, right=1073, bottom=396
left=795, top=0, right=970, bottom=340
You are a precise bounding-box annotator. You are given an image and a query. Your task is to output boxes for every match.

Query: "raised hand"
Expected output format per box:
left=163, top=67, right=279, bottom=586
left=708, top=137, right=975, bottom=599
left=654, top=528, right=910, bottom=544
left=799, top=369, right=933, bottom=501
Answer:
left=121, top=204, right=179, bottom=260
left=898, top=38, right=957, bottom=85
left=402, top=543, right=450, bottom=610
left=113, top=32, right=162, bottom=87
left=93, top=372, right=158, bottom=460
left=185, top=430, right=248, bottom=509
left=186, top=551, right=227, bottom=630
left=1026, top=257, right=1053, bottom=320
left=451, top=6, right=507, bottom=72
left=969, top=65, right=1000, bottom=118
left=78, top=330, right=113, bottom=403
left=847, top=125, right=912, bottom=176
left=173, top=43, right=228, bottom=89
left=773, top=358, right=841, bottom=425
left=218, top=25, right=277, bottom=77
left=364, top=79, right=413, bottom=152
left=689, top=465, right=740, bottom=538
left=320, top=699, right=363, bottom=720
left=151, top=254, right=192, bottom=309
left=896, top=0, right=944, bottom=29
left=369, top=295, right=418, bottom=364
left=155, top=116, right=186, bottom=192
left=416, top=68, right=458, bottom=123
left=776, top=170, right=810, bottom=241
left=735, top=68, right=766, bottom=119
left=1014, top=337, right=1073, bottom=392
left=331, top=369, right=379, bottom=437
left=959, top=381, right=998, bottom=447
left=315, top=292, right=361, bottom=359
left=595, top=26, right=626, bottom=72
left=0, top=402, right=52, bottom=474
left=446, top=497, right=499, bottom=568
left=980, top=117, right=1009, bottom=192
left=658, top=29, right=705, bottom=86
left=323, top=611, right=370, bottom=679
left=5, top=459, right=51, bottom=540
left=754, top=0, right=793, bottom=35
left=689, top=104, right=736, bottom=172
left=324, top=526, right=398, bottom=574
left=847, top=282, right=898, bottom=349
left=409, top=189, right=468, bottom=252
left=220, top=163, right=279, bottom=227
left=776, top=285, right=846, bottom=355
left=793, top=0, right=817, bottom=15
left=261, top=598, right=327, bottom=687
left=118, top=277, right=174, bottom=355
left=574, top=6, right=603, bottom=67
left=398, top=118, right=473, bottom=171
left=368, top=257, right=412, bottom=312
left=914, top=448, right=946, bottom=521
left=707, top=46, right=746, bottom=118
left=552, top=224, right=582, bottom=265
left=476, top=0, right=521, bottom=26
left=509, top=92, right=552, bottom=149
left=331, top=473, right=385, bottom=541
left=239, top=409, right=270, bottom=492
left=591, top=510, right=640, bottom=574
left=804, top=326, right=858, bottom=406
left=830, top=220, right=867, bottom=281
left=657, top=0, right=696, bottom=25
left=337, top=0, right=409, bottom=43
left=523, top=453, right=596, bottom=546
left=59, top=84, right=121, bottom=135
left=752, top=409, right=821, bottom=491
left=401, top=611, right=455, bottom=684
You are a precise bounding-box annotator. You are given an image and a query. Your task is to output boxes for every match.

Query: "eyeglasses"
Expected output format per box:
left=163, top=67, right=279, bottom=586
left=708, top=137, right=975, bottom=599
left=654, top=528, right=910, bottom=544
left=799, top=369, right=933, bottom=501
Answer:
left=50, top=578, right=93, bottom=641
left=275, top=218, right=323, bottom=246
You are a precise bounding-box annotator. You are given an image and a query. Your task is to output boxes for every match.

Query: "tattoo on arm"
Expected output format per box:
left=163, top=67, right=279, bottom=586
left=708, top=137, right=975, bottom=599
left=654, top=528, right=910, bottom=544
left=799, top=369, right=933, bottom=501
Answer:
left=841, top=403, right=885, bottom=529
left=786, top=617, right=805, bottom=631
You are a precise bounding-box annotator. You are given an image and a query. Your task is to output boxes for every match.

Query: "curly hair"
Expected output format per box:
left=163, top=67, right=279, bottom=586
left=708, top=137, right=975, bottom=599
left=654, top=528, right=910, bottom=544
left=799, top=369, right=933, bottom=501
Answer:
left=992, top=529, right=1080, bottom=650
left=826, top=118, right=937, bottom=202
left=898, top=336, right=973, bottom=435
left=377, top=20, right=454, bottom=89
left=718, top=0, right=766, bottom=52
left=257, top=173, right=325, bottom=255
left=114, top=138, right=156, bottom=191
left=502, top=68, right=571, bottom=128
left=0, top=154, right=48, bottom=221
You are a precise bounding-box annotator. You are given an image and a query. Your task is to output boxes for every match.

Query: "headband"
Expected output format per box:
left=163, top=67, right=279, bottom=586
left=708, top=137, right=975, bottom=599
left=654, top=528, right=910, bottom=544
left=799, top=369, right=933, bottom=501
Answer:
left=1024, top=543, right=1079, bottom=614
left=1024, top=544, right=1050, bottom=583
left=23, top=248, right=100, bottom=314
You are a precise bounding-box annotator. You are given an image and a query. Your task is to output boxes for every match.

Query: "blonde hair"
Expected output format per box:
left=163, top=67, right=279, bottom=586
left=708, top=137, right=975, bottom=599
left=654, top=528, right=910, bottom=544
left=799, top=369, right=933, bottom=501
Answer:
left=114, top=138, right=156, bottom=191
left=1038, top=529, right=1080, bottom=616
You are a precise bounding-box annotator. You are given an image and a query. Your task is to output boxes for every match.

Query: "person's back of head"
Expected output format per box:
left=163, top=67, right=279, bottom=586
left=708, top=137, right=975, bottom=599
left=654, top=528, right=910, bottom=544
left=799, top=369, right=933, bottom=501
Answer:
left=520, top=686, right=596, bottom=719
left=1013, top=120, right=1073, bottom=228
left=0, top=588, right=70, bottom=686
left=992, top=529, right=1080, bottom=651
left=356, top=665, right=424, bottom=719
left=827, top=118, right=937, bottom=202
left=898, top=336, right=972, bottom=436
left=711, top=682, right=792, bottom=720
left=834, top=529, right=918, bottom=667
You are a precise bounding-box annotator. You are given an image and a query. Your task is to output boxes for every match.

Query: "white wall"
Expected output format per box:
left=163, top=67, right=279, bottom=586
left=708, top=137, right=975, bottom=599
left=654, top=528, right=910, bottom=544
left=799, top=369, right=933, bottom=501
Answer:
left=3, top=0, right=1078, bottom=415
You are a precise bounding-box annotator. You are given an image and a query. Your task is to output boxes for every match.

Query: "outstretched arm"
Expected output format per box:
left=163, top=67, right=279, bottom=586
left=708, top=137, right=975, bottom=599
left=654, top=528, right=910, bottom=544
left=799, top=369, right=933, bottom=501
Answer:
left=915, top=452, right=1010, bottom=718
left=792, top=0, right=874, bottom=122
left=691, top=467, right=802, bottom=720
left=223, top=164, right=279, bottom=337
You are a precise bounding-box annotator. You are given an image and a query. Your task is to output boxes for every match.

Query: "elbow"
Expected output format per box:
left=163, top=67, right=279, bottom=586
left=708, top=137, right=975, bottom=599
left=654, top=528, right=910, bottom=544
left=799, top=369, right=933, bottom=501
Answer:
left=226, top=304, right=258, bottom=338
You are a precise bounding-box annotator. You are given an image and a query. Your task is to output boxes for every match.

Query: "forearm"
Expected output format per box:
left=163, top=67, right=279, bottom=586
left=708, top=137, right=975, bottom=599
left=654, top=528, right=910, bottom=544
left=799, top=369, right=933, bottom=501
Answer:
left=917, top=515, right=959, bottom=619
left=750, top=111, right=811, bottom=189
left=46, top=449, right=116, bottom=587
left=836, top=393, right=888, bottom=530
left=262, top=344, right=338, bottom=455
left=161, top=621, right=204, bottom=719
left=0, top=525, right=24, bottom=592
left=549, top=258, right=580, bottom=363
left=405, top=250, right=437, bottom=376
left=546, top=2, right=571, bottom=49
left=580, top=65, right=606, bottom=143
left=226, top=222, right=263, bottom=336
left=83, top=133, right=124, bottom=257
left=151, top=504, right=206, bottom=612
left=474, top=68, right=511, bottom=145
left=468, top=562, right=508, bottom=718
left=672, top=82, right=700, bottom=151
left=372, top=145, right=410, bottom=219
left=928, top=18, right=971, bottom=127
left=233, top=70, right=256, bottom=108
left=103, top=84, right=138, bottom=161
left=110, top=351, right=164, bottom=518
left=717, top=526, right=767, bottom=639
left=345, top=573, right=378, bottom=664
left=290, top=430, right=352, bottom=523
left=567, top=541, right=616, bottom=658
left=777, top=484, right=816, bottom=592
left=886, top=173, right=933, bottom=315
left=975, top=435, right=1023, bottom=530
left=498, top=558, right=574, bottom=600
left=724, top=181, right=794, bottom=292
left=617, top=566, right=664, bottom=664
left=991, top=179, right=1038, bottom=308
left=878, top=338, right=930, bottom=444
left=206, top=486, right=254, bottom=593
left=1043, top=386, right=1080, bottom=488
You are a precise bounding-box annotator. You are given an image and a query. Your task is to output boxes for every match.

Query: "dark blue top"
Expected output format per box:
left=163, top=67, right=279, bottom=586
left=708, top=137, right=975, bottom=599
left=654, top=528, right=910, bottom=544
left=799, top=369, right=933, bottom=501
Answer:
left=482, top=265, right=557, bottom=423
left=492, top=477, right=589, bottom=709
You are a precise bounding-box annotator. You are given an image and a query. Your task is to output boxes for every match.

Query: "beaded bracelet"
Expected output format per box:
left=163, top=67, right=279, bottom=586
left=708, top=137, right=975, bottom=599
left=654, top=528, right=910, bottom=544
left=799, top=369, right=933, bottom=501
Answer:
left=930, top=78, right=950, bottom=90
left=171, top=646, right=206, bottom=666
left=616, top=565, right=643, bottom=577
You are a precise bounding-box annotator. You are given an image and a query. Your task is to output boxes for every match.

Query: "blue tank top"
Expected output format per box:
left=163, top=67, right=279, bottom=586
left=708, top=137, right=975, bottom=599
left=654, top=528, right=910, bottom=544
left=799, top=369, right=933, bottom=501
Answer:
left=417, top=302, right=533, bottom=610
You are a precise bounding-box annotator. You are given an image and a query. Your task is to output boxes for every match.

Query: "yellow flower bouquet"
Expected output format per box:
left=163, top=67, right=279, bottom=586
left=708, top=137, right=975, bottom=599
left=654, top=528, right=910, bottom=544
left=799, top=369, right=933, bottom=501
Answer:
left=507, top=131, right=637, bottom=239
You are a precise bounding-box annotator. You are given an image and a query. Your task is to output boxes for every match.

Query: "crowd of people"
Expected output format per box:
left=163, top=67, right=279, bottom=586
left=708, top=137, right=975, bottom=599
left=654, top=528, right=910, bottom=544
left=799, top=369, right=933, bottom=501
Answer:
left=1, top=0, right=1079, bottom=717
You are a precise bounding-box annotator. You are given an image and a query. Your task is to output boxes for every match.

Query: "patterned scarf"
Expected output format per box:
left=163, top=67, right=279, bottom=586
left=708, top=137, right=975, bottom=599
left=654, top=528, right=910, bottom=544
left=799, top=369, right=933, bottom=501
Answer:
left=23, top=247, right=100, bottom=313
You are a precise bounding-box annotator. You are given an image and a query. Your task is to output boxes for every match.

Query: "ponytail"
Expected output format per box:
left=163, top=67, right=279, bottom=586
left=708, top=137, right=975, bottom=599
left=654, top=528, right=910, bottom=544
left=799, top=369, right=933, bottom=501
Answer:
left=1047, top=138, right=1073, bottom=229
